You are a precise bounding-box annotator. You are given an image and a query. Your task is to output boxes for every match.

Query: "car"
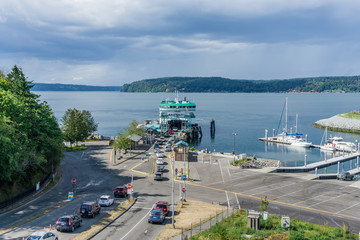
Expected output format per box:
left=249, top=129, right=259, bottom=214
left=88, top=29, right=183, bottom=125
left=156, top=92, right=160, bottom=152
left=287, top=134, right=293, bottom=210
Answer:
left=156, top=158, right=164, bottom=165
left=26, top=231, right=58, bottom=240
left=154, top=172, right=163, bottom=181
left=154, top=143, right=159, bottom=149
left=172, top=127, right=178, bottom=131
left=79, top=201, right=101, bottom=218
left=148, top=209, right=165, bottom=224
left=337, top=171, right=354, bottom=181
left=157, top=165, right=165, bottom=172
left=114, top=186, right=128, bottom=198
left=156, top=153, right=165, bottom=158
left=55, top=214, right=82, bottom=232
left=155, top=201, right=169, bottom=216
left=165, top=146, right=171, bottom=152
left=98, top=195, right=114, bottom=207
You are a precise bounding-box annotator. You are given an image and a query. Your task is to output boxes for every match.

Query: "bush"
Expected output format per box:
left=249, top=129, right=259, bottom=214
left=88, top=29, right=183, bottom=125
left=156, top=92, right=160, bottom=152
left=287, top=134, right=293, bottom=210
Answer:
left=289, top=231, right=305, bottom=240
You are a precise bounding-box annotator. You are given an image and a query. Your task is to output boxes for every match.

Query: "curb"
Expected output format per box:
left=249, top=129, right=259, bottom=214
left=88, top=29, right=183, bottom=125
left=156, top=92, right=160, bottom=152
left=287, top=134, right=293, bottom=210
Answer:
left=88, top=198, right=138, bottom=239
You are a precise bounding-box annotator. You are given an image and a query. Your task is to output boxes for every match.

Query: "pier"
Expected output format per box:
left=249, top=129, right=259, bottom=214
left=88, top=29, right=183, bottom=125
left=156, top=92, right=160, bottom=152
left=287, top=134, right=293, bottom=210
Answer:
left=276, top=152, right=360, bottom=173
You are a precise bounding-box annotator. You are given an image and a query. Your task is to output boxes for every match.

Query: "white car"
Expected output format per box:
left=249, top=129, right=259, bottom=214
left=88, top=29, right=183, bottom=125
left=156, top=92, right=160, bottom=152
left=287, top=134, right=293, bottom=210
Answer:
left=98, top=195, right=114, bottom=207
left=26, top=231, right=58, bottom=240
left=156, top=153, right=165, bottom=158
left=156, top=158, right=164, bottom=165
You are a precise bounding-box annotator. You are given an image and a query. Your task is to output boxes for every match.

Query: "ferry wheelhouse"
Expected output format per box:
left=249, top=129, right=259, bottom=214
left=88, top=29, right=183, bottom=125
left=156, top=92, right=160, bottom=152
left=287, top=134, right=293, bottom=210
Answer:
left=159, top=97, right=196, bottom=133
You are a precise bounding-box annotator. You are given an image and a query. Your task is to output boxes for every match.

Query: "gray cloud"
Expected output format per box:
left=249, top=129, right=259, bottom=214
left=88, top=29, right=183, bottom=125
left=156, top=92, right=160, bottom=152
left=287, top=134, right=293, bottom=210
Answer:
left=1, top=0, right=360, bottom=85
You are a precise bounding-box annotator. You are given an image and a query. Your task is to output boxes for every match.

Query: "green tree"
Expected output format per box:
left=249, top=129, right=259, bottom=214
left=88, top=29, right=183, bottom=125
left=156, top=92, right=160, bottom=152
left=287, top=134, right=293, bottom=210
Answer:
left=260, top=196, right=269, bottom=212
left=114, top=130, right=133, bottom=154
left=61, top=108, right=98, bottom=145
left=127, top=120, right=146, bottom=137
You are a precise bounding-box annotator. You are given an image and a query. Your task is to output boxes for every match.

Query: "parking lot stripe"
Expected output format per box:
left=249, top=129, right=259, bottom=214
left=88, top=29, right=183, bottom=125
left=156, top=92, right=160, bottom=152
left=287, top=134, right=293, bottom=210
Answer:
left=185, top=181, right=360, bottom=221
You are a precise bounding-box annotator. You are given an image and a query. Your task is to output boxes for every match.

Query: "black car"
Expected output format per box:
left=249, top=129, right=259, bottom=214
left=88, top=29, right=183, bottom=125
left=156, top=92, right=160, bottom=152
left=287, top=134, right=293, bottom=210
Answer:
left=55, top=214, right=82, bottom=232
left=114, top=186, right=128, bottom=198
left=79, top=202, right=101, bottom=218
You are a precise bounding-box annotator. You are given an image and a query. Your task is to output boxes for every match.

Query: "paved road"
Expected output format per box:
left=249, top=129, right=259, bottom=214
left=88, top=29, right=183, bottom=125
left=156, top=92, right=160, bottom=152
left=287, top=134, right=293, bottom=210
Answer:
left=3, top=140, right=360, bottom=239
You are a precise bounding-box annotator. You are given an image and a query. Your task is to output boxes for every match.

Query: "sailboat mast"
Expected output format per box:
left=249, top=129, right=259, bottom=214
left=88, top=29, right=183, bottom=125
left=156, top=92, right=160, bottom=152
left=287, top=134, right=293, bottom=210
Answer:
left=285, top=97, right=288, bottom=133
left=295, top=113, right=298, bottom=133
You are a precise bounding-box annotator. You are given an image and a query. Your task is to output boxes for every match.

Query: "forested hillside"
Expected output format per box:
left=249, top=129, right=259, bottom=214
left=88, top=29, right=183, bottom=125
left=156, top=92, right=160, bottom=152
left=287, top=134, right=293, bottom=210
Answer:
left=121, top=76, right=360, bottom=92
left=33, top=83, right=121, bottom=91
left=0, top=66, right=64, bottom=198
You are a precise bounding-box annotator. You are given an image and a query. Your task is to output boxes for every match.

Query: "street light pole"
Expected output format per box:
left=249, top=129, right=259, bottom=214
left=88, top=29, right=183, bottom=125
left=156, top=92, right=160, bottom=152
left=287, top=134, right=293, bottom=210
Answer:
left=183, top=145, right=186, bottom=202
left=232, top=133, right=238, bottom=155
left=172, top=158, right=175, bottom=228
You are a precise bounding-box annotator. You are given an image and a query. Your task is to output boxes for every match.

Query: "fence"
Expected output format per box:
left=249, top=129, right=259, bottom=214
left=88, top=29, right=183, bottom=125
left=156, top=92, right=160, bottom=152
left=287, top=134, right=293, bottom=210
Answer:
left=0, top=172, right=52, bottom=211
left=179, top=207, right=236, bottom=240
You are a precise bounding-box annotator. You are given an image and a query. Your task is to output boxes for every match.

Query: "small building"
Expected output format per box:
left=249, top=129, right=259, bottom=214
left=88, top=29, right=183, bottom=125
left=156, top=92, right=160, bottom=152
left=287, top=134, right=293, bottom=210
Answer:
left=247, top=210, right=261, bottom=230
left=128, top=134, right=142, bottom=150
left=173, top=141, right=189, bottom=161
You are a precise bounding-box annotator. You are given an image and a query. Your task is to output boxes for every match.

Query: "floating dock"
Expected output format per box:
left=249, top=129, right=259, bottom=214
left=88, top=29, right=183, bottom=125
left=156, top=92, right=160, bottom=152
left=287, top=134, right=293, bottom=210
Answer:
left=275, top=152, right=360, bottom=173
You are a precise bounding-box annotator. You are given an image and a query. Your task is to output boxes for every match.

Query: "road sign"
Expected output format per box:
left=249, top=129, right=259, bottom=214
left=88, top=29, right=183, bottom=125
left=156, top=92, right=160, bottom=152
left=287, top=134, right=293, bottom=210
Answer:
left=175, top=168, right=178, bottom=173
left=281, top=216, right=290, bottom=228
left=182, top=188, right=186, bottom=193
left=68, top=192, right=74, bottom=200
left=127, top=183, right=132, bottom=189
left=182, top=175, right=187, bottom=181
left=71, top=178, right=76, bottom=184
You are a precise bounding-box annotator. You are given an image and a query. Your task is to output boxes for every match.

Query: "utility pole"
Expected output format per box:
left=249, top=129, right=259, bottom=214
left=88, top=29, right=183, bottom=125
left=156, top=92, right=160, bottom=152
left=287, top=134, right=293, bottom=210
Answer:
left=172, top=158, right=175, bottom=228
left=232, top=133, right=238, bottom=155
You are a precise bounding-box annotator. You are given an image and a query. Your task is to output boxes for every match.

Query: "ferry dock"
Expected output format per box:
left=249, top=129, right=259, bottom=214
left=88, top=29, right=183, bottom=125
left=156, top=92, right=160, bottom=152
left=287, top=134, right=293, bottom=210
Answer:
left=275, top=152, right=360, bottom=173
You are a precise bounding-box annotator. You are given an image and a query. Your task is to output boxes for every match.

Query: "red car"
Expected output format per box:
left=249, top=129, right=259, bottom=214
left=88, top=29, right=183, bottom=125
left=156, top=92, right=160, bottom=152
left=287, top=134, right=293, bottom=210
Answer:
left=155, top=201, right=169, bottom=216
left=114, top=186, right=128, bottom=198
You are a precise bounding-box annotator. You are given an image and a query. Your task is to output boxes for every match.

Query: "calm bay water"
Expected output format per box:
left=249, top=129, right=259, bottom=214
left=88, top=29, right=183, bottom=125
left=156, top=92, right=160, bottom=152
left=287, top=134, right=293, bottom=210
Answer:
left=36, top=92, right=360, bottom=170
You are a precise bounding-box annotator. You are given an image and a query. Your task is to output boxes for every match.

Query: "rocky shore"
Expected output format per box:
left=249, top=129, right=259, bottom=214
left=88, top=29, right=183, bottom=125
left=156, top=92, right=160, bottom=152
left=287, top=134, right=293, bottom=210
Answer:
left=313, top=115, right=360, bottom=133
left=234, top=157, right=281, bottom=169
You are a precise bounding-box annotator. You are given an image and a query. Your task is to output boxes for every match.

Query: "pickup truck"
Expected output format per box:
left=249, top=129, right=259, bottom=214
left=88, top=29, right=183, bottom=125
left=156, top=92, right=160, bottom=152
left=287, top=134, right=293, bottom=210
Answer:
left=337, top=171, right=354, bottom=181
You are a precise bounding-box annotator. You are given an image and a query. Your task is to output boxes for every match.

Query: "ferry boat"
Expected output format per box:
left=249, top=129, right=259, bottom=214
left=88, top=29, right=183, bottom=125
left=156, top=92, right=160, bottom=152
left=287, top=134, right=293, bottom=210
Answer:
left=158, top=95, right=202, bottom=139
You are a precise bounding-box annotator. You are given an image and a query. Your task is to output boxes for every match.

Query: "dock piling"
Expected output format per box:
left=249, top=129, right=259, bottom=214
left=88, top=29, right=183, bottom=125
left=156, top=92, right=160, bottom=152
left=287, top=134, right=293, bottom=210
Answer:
left=304, top=154, right=307, bottom=167
left=337, top=162, right=340, bottom=175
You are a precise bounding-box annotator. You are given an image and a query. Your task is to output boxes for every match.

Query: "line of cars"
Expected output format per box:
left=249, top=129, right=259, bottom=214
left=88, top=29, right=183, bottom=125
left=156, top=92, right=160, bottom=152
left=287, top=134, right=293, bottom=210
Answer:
left=154, top=137, right=173, bottom=181
left=148, top=201, right=169, bottom=224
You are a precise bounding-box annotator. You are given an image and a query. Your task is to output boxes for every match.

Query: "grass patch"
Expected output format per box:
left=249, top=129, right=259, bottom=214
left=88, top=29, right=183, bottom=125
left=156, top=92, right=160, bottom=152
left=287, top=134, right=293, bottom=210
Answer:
left=192, top=210, right=358, bottom=240
left=340, top=110, right=360, bottom=119
left=73, top=199, right=135, bottom=240
left=230, top=158, right=250, bottom=166
left=65, top=145, right=88, bottom=151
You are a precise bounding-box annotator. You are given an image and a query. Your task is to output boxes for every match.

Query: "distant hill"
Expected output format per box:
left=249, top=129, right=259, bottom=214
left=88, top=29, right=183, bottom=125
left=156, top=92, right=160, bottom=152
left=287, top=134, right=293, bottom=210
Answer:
left=120, top=76, right=360, bottom=93
left=32, top=83, right=121, bottom=91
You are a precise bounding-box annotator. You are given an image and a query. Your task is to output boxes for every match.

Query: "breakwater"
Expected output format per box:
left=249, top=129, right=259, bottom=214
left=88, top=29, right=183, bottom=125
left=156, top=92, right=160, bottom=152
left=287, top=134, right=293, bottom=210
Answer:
left=313, top=115, right=360, bottom=133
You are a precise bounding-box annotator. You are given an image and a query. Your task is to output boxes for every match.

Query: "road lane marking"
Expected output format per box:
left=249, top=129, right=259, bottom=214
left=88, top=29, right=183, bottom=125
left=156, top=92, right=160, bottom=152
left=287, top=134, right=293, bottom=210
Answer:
left=336, top=201, right=360, bottom=214
left=119, top=204, right=154, bottom=240
left=219, top=158, right=230, bottom=208
left=81, top=152, right=84, bottom=159
left=235, top=193, right=241, bottom=209
left=182, top=180, right=360, bottom=221
left=225, top=191, right=230, bottom=208
left=309, top=188, right=359, bottom=207
left=294, top=188, right=358, bottom=206
left=249, top=181, right=302, bottom=196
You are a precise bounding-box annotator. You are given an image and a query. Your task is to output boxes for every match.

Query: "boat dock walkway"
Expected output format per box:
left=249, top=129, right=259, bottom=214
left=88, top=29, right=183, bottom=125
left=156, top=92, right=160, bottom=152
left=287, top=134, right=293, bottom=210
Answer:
left=276, top=152, right=360, bottom=173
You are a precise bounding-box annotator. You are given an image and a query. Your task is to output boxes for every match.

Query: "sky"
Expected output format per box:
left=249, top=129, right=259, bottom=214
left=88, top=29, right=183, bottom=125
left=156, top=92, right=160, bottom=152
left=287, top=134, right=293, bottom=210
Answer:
left=1, top=0, right=360, bottom=86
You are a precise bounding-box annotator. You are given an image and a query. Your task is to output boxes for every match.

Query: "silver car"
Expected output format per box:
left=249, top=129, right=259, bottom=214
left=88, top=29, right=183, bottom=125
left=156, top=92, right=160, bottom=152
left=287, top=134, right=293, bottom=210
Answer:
left=26, top=231, right=58, bottom=240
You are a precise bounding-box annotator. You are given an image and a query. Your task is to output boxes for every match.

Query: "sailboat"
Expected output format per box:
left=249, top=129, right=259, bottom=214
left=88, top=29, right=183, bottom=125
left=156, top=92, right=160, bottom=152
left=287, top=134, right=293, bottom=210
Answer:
left=275, top=98, right=312, bottom=148
left=320, top=127, right=336, bottom=151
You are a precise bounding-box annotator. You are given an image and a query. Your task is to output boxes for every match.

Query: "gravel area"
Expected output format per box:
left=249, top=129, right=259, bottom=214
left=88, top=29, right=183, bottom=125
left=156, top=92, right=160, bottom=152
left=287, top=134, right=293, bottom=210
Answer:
left=314, top=115, right=360, bottom=131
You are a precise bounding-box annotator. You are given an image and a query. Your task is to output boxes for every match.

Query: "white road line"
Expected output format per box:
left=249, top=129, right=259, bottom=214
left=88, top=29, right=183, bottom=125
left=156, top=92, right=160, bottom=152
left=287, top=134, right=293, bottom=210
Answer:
left=81, top=152, right=84, bottom=159
left=336, top=201, right=360, bottom=214
left=294, top=188, right=358, bottom=206
left=218, top=160, right=225, bottom=183
left=119, top=204, right=154, bottom=240
left=226, top=159, right=231, bottom=176
left=250, top=181, right=301, bottom=195
left=235, top=193, right=241, bottom=209
left=225, top=191, right=230, bottom=208
left=310, top=188, right=359, bottom=207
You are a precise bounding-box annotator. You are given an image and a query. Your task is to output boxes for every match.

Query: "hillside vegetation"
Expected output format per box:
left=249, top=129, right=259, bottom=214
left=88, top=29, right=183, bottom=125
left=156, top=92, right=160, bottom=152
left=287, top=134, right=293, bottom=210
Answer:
left=121, top=76, right=360, bottom=92
left=0, top=66, right=64, bottom=199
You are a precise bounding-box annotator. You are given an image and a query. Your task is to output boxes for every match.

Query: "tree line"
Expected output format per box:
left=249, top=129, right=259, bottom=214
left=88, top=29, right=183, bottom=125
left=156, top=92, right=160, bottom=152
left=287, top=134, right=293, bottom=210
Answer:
left=120, top=76, right=360, bottom=92
left=0, top=66, right=64, bottom=197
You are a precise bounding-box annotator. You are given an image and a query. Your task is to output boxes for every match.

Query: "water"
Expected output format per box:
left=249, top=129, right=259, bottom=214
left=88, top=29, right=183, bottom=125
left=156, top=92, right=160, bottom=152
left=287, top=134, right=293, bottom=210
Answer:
left=36, top=92, right=360, bottom=170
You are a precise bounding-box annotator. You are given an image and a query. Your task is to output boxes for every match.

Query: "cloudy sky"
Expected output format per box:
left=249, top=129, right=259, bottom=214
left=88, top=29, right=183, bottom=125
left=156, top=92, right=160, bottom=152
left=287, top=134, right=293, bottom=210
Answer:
left=1, top=0, right=360, bottom=86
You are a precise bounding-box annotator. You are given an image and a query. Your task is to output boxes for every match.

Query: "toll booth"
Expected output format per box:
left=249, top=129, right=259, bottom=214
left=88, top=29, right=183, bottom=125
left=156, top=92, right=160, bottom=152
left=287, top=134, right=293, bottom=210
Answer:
left=247, top=210, right=261, bottom=230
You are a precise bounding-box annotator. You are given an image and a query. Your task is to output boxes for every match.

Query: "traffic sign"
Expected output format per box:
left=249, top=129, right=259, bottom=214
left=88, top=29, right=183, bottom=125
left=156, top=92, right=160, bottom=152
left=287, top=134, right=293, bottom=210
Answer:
left=182, top=188, right=186, bottom=193
left=182, top=175, right=187, bottom=181
left=127, top=183, right=132, bottom=189
left=71, top=178, right=76, bottom=184
left=68, top=192, right=74, bottom=200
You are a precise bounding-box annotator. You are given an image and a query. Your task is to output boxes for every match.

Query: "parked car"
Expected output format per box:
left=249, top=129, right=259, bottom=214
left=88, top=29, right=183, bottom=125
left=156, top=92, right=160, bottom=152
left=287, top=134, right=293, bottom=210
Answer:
left=154, top=172, right=163, bottom=181
left=98, top=195, right=114, bottom=207
left=156, top=153, right=165, bottom=158
left=156, top=158, right=164, bottom=165
left=26, top=231, right=58, bottom=240
left=154, top=143, right=159, bottom=149
left=148, top=209, right=165, bottom=224
left=165, top=146, right=171, bottom=152
left=172, top=127, right=178, bottom=131
left=79, top=201, right=101, bottom=218
left=114, top=186, right=128, bottom=198
left=155, top=201, right=169, bottom=216
left=157, top=165, right=165, bottom=172
left=337, top=171, right=354, bottom=181
left=55, top=214, right=82, bottom=232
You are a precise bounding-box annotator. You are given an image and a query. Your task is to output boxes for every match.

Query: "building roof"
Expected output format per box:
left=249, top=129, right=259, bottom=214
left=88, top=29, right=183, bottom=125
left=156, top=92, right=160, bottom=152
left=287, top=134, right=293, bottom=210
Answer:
left=128, top=134, right=142, bottom=142
left=175, top=140, right=189, bottom=147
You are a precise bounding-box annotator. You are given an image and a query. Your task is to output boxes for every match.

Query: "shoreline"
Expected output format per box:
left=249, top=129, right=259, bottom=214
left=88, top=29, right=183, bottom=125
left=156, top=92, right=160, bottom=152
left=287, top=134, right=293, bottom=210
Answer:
left=313, top=115, right=360, bottom=134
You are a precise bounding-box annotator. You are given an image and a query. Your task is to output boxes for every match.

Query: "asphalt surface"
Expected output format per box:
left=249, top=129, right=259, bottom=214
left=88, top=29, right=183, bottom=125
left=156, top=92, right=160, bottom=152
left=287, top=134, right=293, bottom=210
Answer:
left=2, top=140, right=360, bottom=239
